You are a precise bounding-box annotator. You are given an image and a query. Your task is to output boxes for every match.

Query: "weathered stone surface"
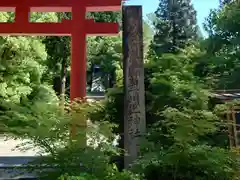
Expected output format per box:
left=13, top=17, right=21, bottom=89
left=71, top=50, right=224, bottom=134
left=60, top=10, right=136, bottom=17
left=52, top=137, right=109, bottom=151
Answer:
left=123, top=6, right=146, bottom=168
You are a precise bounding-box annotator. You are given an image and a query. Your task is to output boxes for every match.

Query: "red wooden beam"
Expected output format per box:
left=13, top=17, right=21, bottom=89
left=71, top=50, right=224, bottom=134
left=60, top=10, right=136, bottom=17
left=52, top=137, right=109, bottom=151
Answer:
left=0, top=0, right=123, bottom=12
left=15, top=7, right=30, bottom=24
left=86, top=0, right=123, bottom=12
left=0, top=21, right=119, bottom=36
left=0, top=23, right=70, bottom=36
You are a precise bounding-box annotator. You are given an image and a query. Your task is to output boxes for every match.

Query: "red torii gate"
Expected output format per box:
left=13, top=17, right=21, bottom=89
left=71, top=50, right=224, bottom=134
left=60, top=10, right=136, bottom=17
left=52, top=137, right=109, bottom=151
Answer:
left=0, top=0, right=122, bottom=100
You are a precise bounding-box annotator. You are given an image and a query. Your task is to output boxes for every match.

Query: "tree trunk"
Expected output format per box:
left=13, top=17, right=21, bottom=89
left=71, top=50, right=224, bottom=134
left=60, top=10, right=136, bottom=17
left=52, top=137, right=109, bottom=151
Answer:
left=60, top=58, right=67, bottom=108
left=89, top=63, right=94, bottom=91
left=109, top=68, right=116, bottom=88
left=170, top=0, right=177, bottom=53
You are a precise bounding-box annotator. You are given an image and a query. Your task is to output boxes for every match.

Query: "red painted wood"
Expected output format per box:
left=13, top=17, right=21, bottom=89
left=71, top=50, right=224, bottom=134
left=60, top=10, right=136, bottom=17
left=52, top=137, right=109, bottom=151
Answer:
left=15, top=7, right=30, bottom=24
left=70, top=6, right=86, bottom=101
left=0, top=21, right=118, bottom=36
left=0, top=0, right=123, bottom=12
left=0, top=6, right=121, bottom=12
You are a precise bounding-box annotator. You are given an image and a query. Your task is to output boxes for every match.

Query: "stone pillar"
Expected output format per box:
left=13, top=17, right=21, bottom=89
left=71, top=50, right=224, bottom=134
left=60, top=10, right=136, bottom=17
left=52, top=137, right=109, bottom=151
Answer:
left=123, top=6, right=146, bottom=168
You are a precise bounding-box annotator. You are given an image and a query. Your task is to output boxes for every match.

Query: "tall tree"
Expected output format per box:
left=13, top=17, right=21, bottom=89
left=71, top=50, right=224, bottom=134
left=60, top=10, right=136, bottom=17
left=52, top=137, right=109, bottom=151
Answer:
left=151, top=0, right=198, bottom=55
left=195, top=0, right=240, bottom=89
left=220, top=0, right=232, bottom=6
left=43, top=13, right=71, bottom=104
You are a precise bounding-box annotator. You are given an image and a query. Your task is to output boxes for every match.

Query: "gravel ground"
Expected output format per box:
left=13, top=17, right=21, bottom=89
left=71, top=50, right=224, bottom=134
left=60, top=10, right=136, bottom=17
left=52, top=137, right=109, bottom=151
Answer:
left=0, top=137, right=38, bottom=179
left=0, top=137, right=38, bottom=157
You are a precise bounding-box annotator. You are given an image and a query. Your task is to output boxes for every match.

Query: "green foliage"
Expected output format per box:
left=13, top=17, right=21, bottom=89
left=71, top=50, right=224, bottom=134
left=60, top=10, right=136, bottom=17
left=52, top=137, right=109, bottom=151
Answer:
left=131, top=105, right=239, bottom=180
left=151, top=0, right=198, bottom=55
left=88, top=88, right=124, bottom=134
left=0, top=91, right=60, bottom=136
left=42, top=13, right=71, bottom=96
left=0, top=36, right=47, bottom=102
left=196, top=1, right=240, bottom=89
left=93, top=40, right=238, bottom=179
left=87, top=35, right=122, bottom=89
left=30, top=12, right=58, bottom=22
left=87, top=12, right=121, bottom=24
left=58, top=170, right=140, bottom=180
left=128, top=4, right=240, bottom=176
left=134, top=144, right=238, bottom=180
left=58, top=173, right=99, bottom=180
left=0, top=97, right=139, bottom=180
left=0, top=12, right=58, bottom=103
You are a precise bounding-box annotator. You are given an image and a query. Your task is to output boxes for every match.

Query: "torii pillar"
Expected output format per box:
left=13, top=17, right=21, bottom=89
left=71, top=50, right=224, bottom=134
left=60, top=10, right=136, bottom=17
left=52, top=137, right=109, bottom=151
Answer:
left=70, top=6, right=86, bottom=101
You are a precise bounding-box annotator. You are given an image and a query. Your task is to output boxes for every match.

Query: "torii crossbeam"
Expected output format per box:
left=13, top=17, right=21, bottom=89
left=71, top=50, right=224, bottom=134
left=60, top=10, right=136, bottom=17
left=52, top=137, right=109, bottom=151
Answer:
left=0, top=0, right=122, bottom=101
left=0, top=0, right=122, bottom=12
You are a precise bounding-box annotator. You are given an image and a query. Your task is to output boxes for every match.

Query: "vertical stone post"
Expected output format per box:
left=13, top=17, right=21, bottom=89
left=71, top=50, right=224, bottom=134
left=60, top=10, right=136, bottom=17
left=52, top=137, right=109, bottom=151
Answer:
left=123, top=6, right=146, bottom=168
